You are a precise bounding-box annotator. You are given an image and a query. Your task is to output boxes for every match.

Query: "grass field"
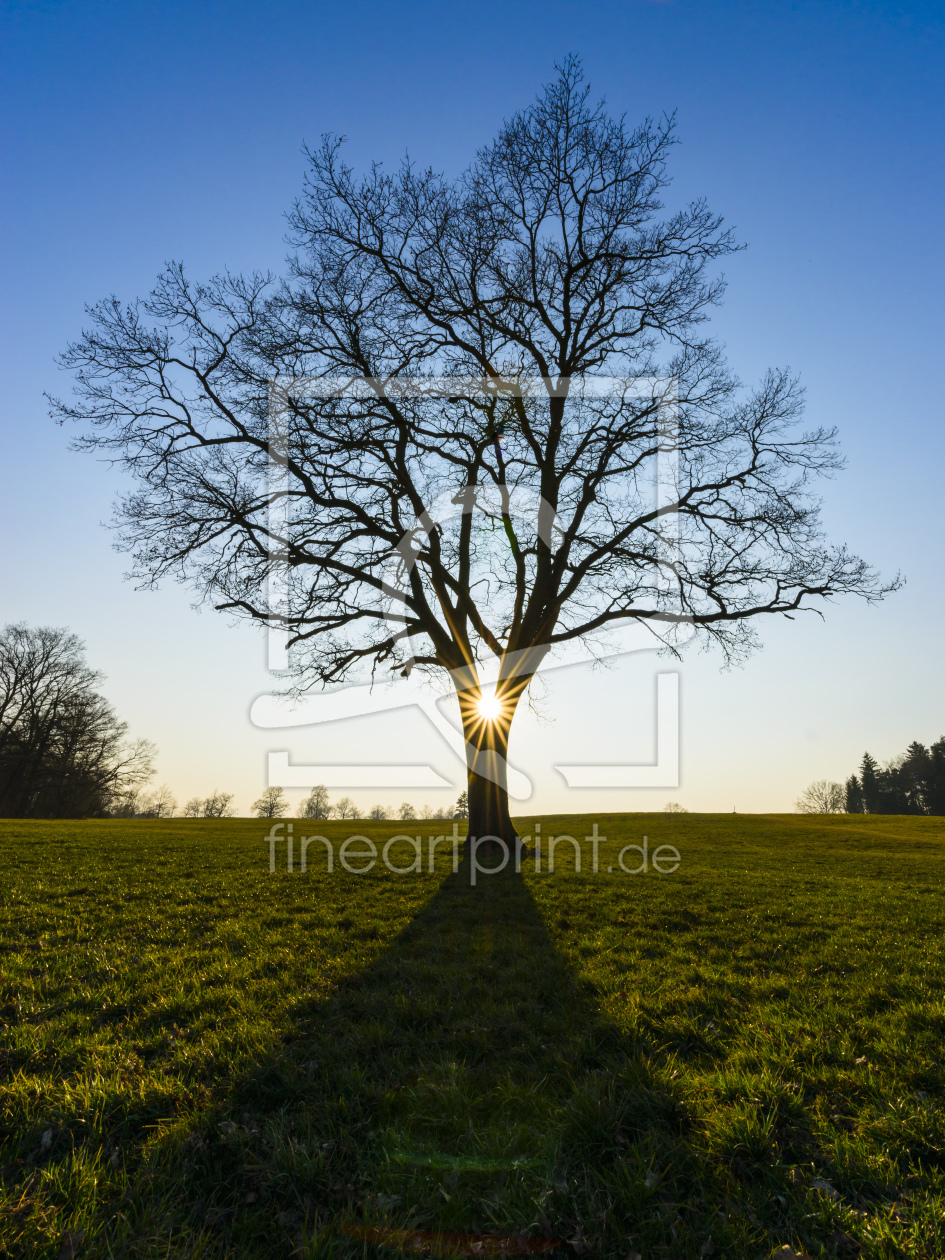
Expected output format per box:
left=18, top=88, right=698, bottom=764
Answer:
left=1, top=813, right=944, bottom=1260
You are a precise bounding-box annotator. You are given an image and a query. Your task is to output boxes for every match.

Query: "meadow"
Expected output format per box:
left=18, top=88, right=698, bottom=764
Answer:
left=0, top=813, right=943, bottom=1259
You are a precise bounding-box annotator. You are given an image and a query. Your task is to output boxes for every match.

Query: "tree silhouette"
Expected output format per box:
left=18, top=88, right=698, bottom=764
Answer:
left=844, top=774, right=863, bottom=814
left=0, top=623, right=155, bottom=818
left=859, top=753, right=880, bottom=814
left=253, top=786, right=288, bottom=817
left=848, top=740, right=945, bottom=815
left=795, top=780, right=845, bottom=814
left=297, top=784, right=331, bottom=819
left=53, top=59, right=895, bottom=844
left=333, top=796, right=362, bottom=820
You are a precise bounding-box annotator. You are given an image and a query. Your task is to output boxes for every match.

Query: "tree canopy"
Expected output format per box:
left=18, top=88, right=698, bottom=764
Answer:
left=52, top=59, right=896, bottom=840
left=0, top=623, right=154, bottom=818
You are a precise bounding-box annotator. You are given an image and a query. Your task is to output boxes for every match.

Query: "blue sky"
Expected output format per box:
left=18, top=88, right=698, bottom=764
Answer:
left=2, top=0, right=943, bottom=814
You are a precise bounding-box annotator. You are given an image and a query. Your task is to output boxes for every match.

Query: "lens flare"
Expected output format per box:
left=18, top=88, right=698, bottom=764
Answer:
left=477, top=694, right=502, bottom=721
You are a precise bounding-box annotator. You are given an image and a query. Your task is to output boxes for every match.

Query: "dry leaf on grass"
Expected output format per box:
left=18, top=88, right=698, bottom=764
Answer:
left=810, top=1177, right=838, bottom=1198
left=58, top=1230, right=86, bottom=1260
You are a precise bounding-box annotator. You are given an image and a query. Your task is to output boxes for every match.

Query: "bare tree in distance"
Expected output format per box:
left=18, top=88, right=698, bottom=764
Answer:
left=204, top=791, right=235, bottom=818
left=398, top=803, right=417, bottom=821
left=54, top=58, right=898, bottom=847
left=368, top=804, right=389, bottom=819
left=297, top=784, right=331, bottom=819
left=136, top=785, right=177, bottom=817
left=662, top=802, right=688, bottom=813
left=185, top=791, right=236, bottom=818
left=253, top=786, right=288, bottom=817
left=795, top=780, right=845, bottom=814
left=333, top=796, right=362, bottom=819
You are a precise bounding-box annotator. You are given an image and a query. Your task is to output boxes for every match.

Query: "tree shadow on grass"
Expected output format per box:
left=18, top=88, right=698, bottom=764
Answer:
left=123, top=854, right=840, bottom=1260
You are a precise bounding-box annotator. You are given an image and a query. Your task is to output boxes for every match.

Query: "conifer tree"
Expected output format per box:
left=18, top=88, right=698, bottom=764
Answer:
left=900, top=741, right=931, bottom=814
left=844, top=774, right=863, bottom=813
left=925, top=737, right=945, bottom=816
left=859, top=753, right=880, bottom=814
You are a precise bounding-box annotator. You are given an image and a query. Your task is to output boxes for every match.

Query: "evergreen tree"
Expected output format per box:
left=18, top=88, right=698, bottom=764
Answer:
left=875, top=756, right=908, bottom=813
left=847, top=739, right=945, bottom=817
left=859, top=753, right=880, bottom=813
left=845, top=774, right=863, bottom=813
left=927, top=737, right=945, bottom=816
left=900, top=742, right=932, bottom=814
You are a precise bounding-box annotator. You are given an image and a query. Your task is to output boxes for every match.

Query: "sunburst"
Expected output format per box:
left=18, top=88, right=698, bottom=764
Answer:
left=477, top=693, right=503, bottom=722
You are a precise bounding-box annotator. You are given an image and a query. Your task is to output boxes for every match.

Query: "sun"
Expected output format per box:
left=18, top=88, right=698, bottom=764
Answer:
left=477, top=694, right=503, bottom=722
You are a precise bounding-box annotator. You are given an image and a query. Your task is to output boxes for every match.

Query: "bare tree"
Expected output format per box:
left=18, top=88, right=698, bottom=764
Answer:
left=253, top=786, right=288, bottom=817
left=662, top=802, right=688, bottom=813
left=182, top=797, right=203, bottom=818
left=368, top=803, right=389, bottom=819
left=201, top=791, right=235, bottom=818
left=398, top=803, right=417, bottom=821
left=151, top=784, right=177, bottom=817
left=297, top=784, right=331, bottom=819
left=0, top=623, right=156, bottom=818
left=136, top=784, right=177, bottom=817
left=54, top=59, right=896, bottom=845
left=333, top=796, right=361, bottom=819
left=795, top=780, right=845, bottom=814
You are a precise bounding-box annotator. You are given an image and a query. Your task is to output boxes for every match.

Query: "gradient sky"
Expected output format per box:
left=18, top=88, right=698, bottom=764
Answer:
left=2, top=0, right=943, bottom=816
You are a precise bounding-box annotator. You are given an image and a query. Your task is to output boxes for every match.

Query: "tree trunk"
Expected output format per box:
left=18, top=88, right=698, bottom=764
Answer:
left=458, top=691, right=519, bottom=851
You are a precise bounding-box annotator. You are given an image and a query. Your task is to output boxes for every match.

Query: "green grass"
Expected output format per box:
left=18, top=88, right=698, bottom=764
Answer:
left=1, top=813, right=944, bottom=1259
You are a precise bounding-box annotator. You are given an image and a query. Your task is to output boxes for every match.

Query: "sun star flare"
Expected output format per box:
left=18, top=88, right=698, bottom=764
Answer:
left=477, top=694, right=503, bottom=722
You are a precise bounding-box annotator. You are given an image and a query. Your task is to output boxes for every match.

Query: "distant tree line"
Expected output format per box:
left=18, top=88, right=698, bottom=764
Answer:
left=0, top=624, right=155, bottom=818
left=797, top=738, right=945, bottom=815
left=114, top=784, right=177, bottom=818
left=253, top=785, right=469, bottom=821
left=183, top=791, right=235, bottom=818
